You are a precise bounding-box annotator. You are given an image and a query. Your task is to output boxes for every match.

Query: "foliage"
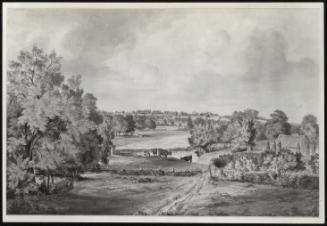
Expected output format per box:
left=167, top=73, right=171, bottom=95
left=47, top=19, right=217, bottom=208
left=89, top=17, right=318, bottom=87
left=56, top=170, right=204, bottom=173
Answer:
left=125, top=114, right=136, bottom=133
left=265, top=110, right=291, bottom=139
left=301, top=114, right=319, bottom=147
left=189, top=118, right=227, bottom=151
left=135, top=115, right=146, bottom=130
left=187, top=116, right=193, bottom=130
left=233, top=119, right=257, bottom=151
left=98, top=112, right=115, bottom=164
left=134, top=115, right=156, bottom=130
left=307, top=153, right=319, bottom=174
left=6, top=46, right=112, bottom=196
left=210, top=149, right=318, bottom=188
left=112, top=114, right=128, bottom=135
left=290, top=123, right=302, bottom=135
left=144, top=118, right=156, bottom=130
left=254, top=121, right=267, bottom=140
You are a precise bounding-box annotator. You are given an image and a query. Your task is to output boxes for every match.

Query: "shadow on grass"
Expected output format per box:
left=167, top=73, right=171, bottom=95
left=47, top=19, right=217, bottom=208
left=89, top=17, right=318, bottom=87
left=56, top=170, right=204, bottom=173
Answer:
left=8, top=191, right=147, bottom=215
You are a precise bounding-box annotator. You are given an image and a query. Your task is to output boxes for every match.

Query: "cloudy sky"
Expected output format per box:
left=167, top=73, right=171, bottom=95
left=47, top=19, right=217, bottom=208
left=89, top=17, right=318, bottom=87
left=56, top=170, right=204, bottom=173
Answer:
left=6, top=6, right=323, bottom=123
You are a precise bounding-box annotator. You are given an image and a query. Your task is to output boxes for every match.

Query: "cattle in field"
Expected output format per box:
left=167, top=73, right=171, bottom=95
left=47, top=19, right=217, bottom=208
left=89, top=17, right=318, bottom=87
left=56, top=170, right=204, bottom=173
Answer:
left=181, top=155, right=192, bottom=162
left=158, top=148, right=172, bottom=158
left=143, top=149, right=172, bottom=159
left=143, top=149, right=157, bottom=157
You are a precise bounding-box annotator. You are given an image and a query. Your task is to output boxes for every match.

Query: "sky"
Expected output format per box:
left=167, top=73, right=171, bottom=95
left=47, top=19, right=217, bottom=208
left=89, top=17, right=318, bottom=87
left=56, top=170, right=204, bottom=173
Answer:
left=5, top=6, right=323, bottom=123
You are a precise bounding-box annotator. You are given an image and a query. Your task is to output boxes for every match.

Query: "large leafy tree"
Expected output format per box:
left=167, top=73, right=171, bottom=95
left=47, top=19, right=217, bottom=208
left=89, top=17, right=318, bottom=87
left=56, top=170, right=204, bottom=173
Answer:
left=125, top=114, right=136, bottom=134
left=82, top=93, right=103, bottom=125
left=112, top=114, right=128, bottom=135
left=7, top=46, right=110, bottom=195
left=265, top=110, right=291, bottom=140
left=223, top=109, right=258, bottom=143
left=144, top=118, right=156, bottom=130
left=189, top=118, right=226, bottom=151
left=301, top=114, right=319, bottom=154
left=254, top=121, right=267, bottom=140
left=7, top=46, right=64, bottom=161
left=98, top=112, right=115, bottom=164
left=187, top=116, right=194, bottom=130
left=234, top=119, right=257, bottom=151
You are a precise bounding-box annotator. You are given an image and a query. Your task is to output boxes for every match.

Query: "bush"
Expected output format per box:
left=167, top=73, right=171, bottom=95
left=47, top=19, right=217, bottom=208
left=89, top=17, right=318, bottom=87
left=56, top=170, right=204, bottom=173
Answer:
left=209, top=150, right=319, bottom=189
left=307, top=153, right=319, bottom=174
left=137, top=177, right=154, bottom=183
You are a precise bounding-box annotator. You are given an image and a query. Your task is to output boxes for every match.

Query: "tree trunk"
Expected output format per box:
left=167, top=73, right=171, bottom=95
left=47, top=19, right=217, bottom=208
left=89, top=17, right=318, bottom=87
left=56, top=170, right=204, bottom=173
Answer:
left=47, top=175, right=50, bottom=192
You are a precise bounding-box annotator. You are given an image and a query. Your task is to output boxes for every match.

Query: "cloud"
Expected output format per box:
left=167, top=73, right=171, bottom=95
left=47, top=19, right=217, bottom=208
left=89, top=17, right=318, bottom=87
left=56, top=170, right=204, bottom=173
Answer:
left=6, top=8, right=323, bottom=122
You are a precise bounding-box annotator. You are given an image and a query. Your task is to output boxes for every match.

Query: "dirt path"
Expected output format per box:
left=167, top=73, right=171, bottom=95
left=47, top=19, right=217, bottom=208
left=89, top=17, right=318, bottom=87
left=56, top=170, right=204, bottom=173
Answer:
left=155, top=170, right=210, bottom=215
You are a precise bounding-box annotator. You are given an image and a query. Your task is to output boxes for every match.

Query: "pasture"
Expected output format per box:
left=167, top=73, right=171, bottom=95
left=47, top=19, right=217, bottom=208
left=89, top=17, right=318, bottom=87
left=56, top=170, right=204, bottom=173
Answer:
left=114, top=126, right=190, bottom=150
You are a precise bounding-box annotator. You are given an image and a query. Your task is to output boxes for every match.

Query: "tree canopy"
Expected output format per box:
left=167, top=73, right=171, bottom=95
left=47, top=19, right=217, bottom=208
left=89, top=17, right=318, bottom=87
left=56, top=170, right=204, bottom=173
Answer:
left=7, top=46, right=113, bottom=196
left=265, top=110, right=291, bottom=140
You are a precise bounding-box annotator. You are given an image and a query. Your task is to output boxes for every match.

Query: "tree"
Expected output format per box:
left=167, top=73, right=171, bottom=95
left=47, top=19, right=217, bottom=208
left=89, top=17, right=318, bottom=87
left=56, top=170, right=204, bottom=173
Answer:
left=98, top=112, right=115, bottom=165
left=112, top=115, right=128, bottom=135
left=82, top=93, right=103, bottom=125
left=6, top=46, right=107, bottom=195
left=244, top=109, right=259, bottom=119
left=223, top=109, right=259, bottom=143
left=125, top=114, right=136, bottom=135
left=189, top=118, right=226, bottom=152
left=7, top=46, right=64, bottom=163
left=233, top=119, right=257, bottom=152
left=254, top=121, right=267, bottom=140
left=265, top=110, right=290, bottom=140
left=301, top=114, right=319, bottom=154
left=144, top=118, right=156, bottom=130
left=187, top=116, right=193, bottom=130
left=290, top=123, right=302, bottom=135
left=223, top=121, right=241, bottom=143
left=135, top=115, right=146, bottom=130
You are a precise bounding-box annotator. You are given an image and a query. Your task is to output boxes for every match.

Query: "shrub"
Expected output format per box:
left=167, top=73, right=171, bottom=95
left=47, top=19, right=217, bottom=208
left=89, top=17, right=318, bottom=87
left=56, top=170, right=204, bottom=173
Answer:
left=307, top=153, right=319, bottom=174
left=209, top=150, right=319, bottom=189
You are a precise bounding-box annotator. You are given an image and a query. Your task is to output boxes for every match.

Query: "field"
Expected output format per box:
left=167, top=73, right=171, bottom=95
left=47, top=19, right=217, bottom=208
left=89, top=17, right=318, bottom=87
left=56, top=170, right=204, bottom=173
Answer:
left=9, top=155, right=318, bottom=216
left=114, top=126, right=190, bottom=150
left=7, top=127, right=319, bottom=216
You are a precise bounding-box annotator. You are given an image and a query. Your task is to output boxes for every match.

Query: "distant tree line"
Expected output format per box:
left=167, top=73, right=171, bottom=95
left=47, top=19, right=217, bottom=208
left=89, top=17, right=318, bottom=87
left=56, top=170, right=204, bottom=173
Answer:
left=188, top=108, right=319, bottom=153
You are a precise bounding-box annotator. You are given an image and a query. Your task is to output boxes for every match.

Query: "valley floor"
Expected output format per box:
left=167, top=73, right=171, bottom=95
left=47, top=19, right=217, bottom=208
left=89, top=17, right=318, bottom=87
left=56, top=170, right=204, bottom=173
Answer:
left=7, top=128, right=319, bottom=216
left=8, top=156, right=318, bottom=216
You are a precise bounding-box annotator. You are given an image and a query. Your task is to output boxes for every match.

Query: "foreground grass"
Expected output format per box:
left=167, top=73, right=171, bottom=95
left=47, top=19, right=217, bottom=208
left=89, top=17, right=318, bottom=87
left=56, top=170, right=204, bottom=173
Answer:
left=7, top=154, right=319, bottom=216
left=173, top=179, right=319, bottom=216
